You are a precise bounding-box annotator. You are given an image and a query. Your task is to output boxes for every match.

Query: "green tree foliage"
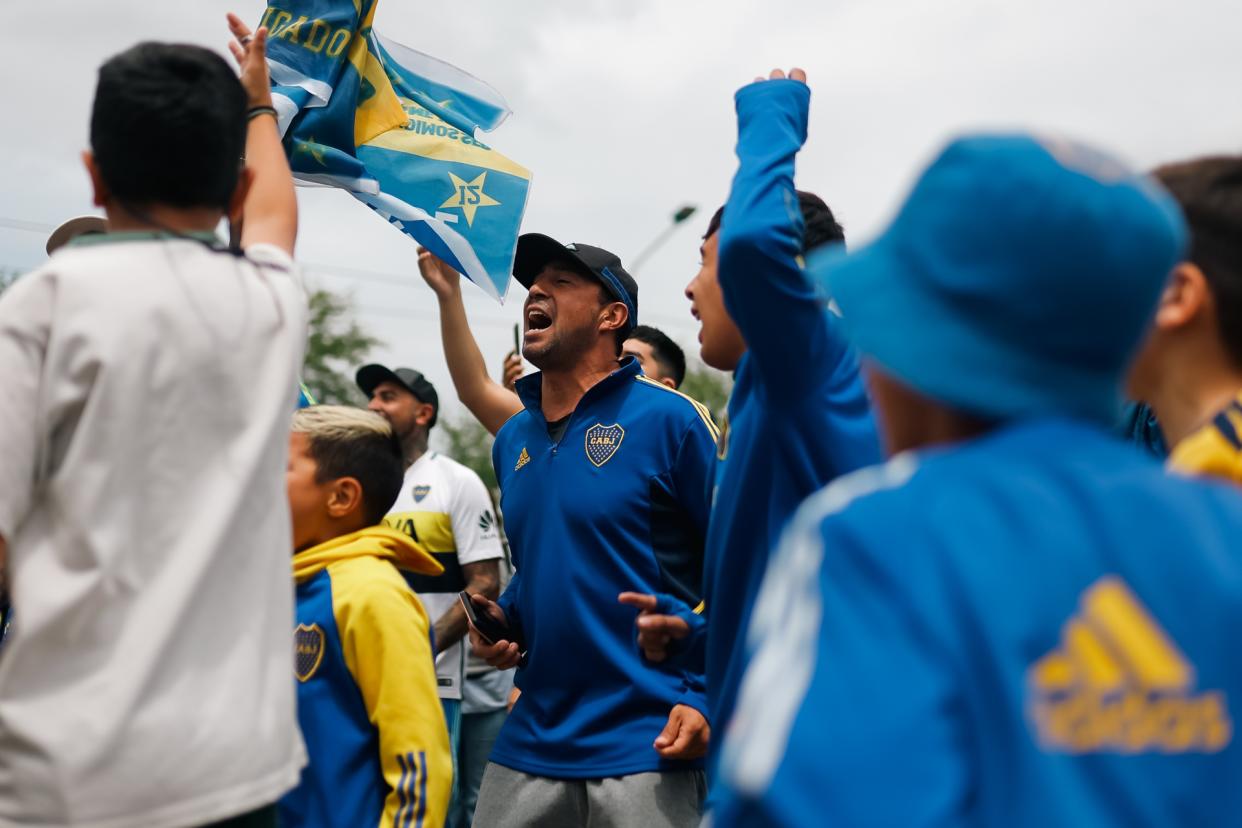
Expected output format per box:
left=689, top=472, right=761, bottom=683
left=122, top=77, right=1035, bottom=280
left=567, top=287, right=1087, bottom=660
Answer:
left=302, top=288, right=382, bottom=405
left=436, top=415, right=498, bottom=493
left=679, top=360, right=732, bottom=425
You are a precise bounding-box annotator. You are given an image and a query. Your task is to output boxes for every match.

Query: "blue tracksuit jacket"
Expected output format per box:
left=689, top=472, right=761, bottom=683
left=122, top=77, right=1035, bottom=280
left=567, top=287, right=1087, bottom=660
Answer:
left=490, top=357, right=717, bottom=778
left=716, top=419, right=1242, bottom=827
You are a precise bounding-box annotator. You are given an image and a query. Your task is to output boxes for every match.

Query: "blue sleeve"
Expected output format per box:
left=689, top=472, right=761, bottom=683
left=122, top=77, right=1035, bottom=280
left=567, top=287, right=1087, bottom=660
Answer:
left=670, top=414, right=717, bottom=542
left=641, top=592, right=709, bottom=719
left=717, top=79, right=852, bottom=402
left=714, top=487, right=969, bottom=827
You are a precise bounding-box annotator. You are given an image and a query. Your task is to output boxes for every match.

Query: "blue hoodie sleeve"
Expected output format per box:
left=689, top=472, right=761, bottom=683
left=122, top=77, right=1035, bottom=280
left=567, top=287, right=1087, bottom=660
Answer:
left=717, top=79, right=852, bottom=403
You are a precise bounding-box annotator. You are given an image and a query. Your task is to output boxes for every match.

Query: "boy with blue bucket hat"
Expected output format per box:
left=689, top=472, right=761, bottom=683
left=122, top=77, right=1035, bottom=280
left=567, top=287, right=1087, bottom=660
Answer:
left=712, top=133, right=1242, bottom=827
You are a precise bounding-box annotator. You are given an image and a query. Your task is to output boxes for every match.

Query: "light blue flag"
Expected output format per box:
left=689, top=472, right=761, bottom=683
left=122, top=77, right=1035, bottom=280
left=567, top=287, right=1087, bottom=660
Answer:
left=259, top=0, right=530, bottom=301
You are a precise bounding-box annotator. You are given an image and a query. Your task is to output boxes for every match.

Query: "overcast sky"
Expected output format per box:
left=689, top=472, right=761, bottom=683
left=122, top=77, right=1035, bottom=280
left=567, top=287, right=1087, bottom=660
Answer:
left=1, top=0, right=1239, bottom=423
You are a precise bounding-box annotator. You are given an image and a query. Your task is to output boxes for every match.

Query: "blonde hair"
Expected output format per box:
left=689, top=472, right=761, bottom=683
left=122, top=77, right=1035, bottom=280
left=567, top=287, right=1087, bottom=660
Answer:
left=292, top=405, right=395, bottom=443
left=291, top=405, right=405, bottom=525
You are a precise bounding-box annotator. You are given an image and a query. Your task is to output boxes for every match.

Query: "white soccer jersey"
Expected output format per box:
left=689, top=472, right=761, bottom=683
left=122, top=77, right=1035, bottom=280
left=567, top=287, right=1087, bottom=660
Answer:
left=383, top=451, right=504, bottom=699
left=0, top=236, right=308, bottom=828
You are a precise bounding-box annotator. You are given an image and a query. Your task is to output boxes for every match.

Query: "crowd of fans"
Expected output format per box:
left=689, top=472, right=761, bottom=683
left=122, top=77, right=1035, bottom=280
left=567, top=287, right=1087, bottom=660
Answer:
left=1, top=13, right=1241, bottom=828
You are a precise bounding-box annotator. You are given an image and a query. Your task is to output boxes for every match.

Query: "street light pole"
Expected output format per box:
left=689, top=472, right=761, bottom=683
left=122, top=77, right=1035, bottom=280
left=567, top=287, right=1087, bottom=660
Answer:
left=629, top=204, right=698, bottom=273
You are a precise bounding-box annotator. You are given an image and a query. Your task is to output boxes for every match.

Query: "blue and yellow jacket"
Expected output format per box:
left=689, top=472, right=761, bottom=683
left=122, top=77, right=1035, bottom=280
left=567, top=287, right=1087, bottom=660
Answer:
left=280, top=527, right=452, bottom=828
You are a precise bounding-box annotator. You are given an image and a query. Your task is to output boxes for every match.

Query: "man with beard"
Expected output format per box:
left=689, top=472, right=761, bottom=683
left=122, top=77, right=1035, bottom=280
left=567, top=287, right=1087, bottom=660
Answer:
left=418, top=239, right=716, bottom=826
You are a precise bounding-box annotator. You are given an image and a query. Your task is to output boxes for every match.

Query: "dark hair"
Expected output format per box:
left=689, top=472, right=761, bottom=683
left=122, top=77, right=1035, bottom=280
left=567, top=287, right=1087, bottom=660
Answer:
left=91, top=43, right=248, bottom=211
left=704, top=190, right=846, bottom=253
left=627, top=325, right=687, bottom=388
left=295, top=408, right=406, bottom=527
left=1154, top=157, right=1242, bottom=367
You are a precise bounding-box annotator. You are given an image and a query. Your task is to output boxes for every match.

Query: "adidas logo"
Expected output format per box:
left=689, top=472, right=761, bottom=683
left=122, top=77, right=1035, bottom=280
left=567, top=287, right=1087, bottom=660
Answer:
left=478, top=510, right=495, bottom=532
left=514, top=447, right=530, bottom=471
left=1027, top=576, right=1231, bottom=754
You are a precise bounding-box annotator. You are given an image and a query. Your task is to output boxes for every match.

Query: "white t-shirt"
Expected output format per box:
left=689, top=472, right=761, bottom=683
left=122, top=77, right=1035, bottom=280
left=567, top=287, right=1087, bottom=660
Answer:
left=0, top=236, right=308, bottom=828
left=382, top=451, right=503, bottom=700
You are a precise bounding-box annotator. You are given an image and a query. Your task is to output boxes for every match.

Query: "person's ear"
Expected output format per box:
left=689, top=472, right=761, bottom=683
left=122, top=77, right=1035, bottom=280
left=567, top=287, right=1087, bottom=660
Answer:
left=227, top=166, right=255, bottom=225
left=82, top=151, right=109, bottom=208
left=1154, top=262, right=1209, bottom=332
left=599, top=302, right=628, bottom=336
left=660, top=376, right=678, bottom=389
left=325, top=477, right=365, bottom=520
left=413, top=402, right=436, bottom=428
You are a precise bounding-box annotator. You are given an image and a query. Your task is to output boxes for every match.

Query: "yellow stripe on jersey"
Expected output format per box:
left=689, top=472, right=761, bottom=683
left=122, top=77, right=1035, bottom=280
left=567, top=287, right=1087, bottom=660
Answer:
left=383, top=511, right=455, bottom=554
left=635, top=375, right=721, bottom=443
left=1169, top=392, right=1242, bottom=487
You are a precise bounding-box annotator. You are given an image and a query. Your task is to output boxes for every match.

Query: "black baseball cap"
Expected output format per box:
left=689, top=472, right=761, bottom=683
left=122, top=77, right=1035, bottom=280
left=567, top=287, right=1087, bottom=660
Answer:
left=355, top=365, right=439, bottom=427
left=513, top=233, right=638, bottom=332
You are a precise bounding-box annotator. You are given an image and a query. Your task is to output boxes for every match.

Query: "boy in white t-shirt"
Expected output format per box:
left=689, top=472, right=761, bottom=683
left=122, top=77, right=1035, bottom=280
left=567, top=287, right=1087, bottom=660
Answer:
left=0, top=16, right=306, bottom=828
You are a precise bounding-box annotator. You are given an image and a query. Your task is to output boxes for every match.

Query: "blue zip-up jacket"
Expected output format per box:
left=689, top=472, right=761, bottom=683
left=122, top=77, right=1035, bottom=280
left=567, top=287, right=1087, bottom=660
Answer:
left=716, top=420, right=1242, bottom=827
left=690, top=79, right=882, bottom=761
left=280, top=527, right=452, bottom=828
left=490, top=357, right=717, bottom=778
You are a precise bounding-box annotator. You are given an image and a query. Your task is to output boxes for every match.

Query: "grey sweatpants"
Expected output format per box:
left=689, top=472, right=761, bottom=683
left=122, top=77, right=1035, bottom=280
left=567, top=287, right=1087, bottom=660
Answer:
left=471, top=763, right=706, bottom=828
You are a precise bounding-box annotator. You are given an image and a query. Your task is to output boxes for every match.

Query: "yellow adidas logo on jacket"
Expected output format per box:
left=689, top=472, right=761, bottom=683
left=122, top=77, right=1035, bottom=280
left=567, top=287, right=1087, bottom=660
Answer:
left=1027, top=576, right=1231, bottom=754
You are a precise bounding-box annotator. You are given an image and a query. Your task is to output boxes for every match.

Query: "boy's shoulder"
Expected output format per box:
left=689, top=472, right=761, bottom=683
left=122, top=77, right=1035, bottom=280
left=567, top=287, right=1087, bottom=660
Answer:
left=326, top=555, right=430, bottom=626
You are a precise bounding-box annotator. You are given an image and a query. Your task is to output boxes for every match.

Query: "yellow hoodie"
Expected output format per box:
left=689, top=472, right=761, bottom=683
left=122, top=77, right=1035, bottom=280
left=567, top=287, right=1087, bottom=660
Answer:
left=284, top=526, right=452, bottom=828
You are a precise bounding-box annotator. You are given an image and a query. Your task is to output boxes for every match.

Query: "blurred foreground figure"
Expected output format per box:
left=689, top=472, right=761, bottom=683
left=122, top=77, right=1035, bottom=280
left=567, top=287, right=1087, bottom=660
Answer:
left=1128, top=157, right=1242, bottom=484
left=715, top=135, right=1242, bottom=827
left=0, top=18, right=307, bottom=828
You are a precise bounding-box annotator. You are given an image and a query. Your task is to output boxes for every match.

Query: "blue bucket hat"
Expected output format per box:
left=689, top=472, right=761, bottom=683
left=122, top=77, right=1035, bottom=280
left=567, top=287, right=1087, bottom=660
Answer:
left=809, top=133, right=1187, bottom=424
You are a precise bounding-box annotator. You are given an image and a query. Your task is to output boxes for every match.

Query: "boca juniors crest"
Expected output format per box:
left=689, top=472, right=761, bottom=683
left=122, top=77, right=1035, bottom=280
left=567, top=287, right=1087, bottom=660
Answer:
left=585, top=423, right=625, bottom=467
left=295, top=623, right=325, bottom=683
left=413, top=485, right=431, bottom=503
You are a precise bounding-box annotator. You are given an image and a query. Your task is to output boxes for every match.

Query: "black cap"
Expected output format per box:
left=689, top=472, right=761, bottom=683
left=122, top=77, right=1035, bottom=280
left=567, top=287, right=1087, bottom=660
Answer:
left=355, top=365, right=439, bottom=427
left=513, top=233, right=638, bottom=332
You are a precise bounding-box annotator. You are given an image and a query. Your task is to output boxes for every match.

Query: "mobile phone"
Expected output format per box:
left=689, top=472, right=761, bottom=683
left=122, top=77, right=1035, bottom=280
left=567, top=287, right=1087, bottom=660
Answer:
left=512, top=322, right=520, bottom=353
left=459, top=591, right=512, bottom=645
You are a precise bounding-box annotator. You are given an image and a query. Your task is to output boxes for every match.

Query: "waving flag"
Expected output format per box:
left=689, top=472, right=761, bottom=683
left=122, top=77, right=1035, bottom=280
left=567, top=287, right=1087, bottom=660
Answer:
left=259, top=0, right=530, bottom=301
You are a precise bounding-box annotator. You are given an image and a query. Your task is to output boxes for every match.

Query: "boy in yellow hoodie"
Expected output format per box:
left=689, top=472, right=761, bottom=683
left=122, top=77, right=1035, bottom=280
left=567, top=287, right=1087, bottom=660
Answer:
left=280, top=405, right=452, bottom=828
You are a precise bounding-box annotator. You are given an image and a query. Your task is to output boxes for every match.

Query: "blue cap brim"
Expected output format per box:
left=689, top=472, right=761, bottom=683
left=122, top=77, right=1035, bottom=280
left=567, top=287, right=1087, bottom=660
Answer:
left=808, top=238, right=1124, bottom=424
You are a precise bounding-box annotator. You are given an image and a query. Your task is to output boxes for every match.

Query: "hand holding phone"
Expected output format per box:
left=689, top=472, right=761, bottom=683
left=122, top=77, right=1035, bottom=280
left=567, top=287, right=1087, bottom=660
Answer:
left=459, top=591, right=511, bottom=644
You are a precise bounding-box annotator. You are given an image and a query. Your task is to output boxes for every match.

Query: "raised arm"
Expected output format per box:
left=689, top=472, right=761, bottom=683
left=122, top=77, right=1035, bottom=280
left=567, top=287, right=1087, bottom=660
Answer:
left=717, top=69, right=850, bottom=401
left=226, top=14, right=297, bottom=256
left=417, top=249, right=523, bottom=435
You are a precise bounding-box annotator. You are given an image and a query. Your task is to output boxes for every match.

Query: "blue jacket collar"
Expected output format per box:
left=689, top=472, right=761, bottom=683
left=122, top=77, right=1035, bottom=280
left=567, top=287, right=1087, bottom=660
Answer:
left=515, top=356, right=642, bottom=424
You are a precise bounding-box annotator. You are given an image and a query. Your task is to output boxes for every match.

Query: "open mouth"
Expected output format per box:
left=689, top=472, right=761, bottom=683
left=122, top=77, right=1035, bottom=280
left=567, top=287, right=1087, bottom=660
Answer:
left=526, top=308, right=553, bottom=331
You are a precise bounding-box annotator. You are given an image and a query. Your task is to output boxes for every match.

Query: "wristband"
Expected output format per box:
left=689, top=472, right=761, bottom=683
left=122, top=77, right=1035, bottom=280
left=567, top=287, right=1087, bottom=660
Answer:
left=247, top=105, right=278, bottom=122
